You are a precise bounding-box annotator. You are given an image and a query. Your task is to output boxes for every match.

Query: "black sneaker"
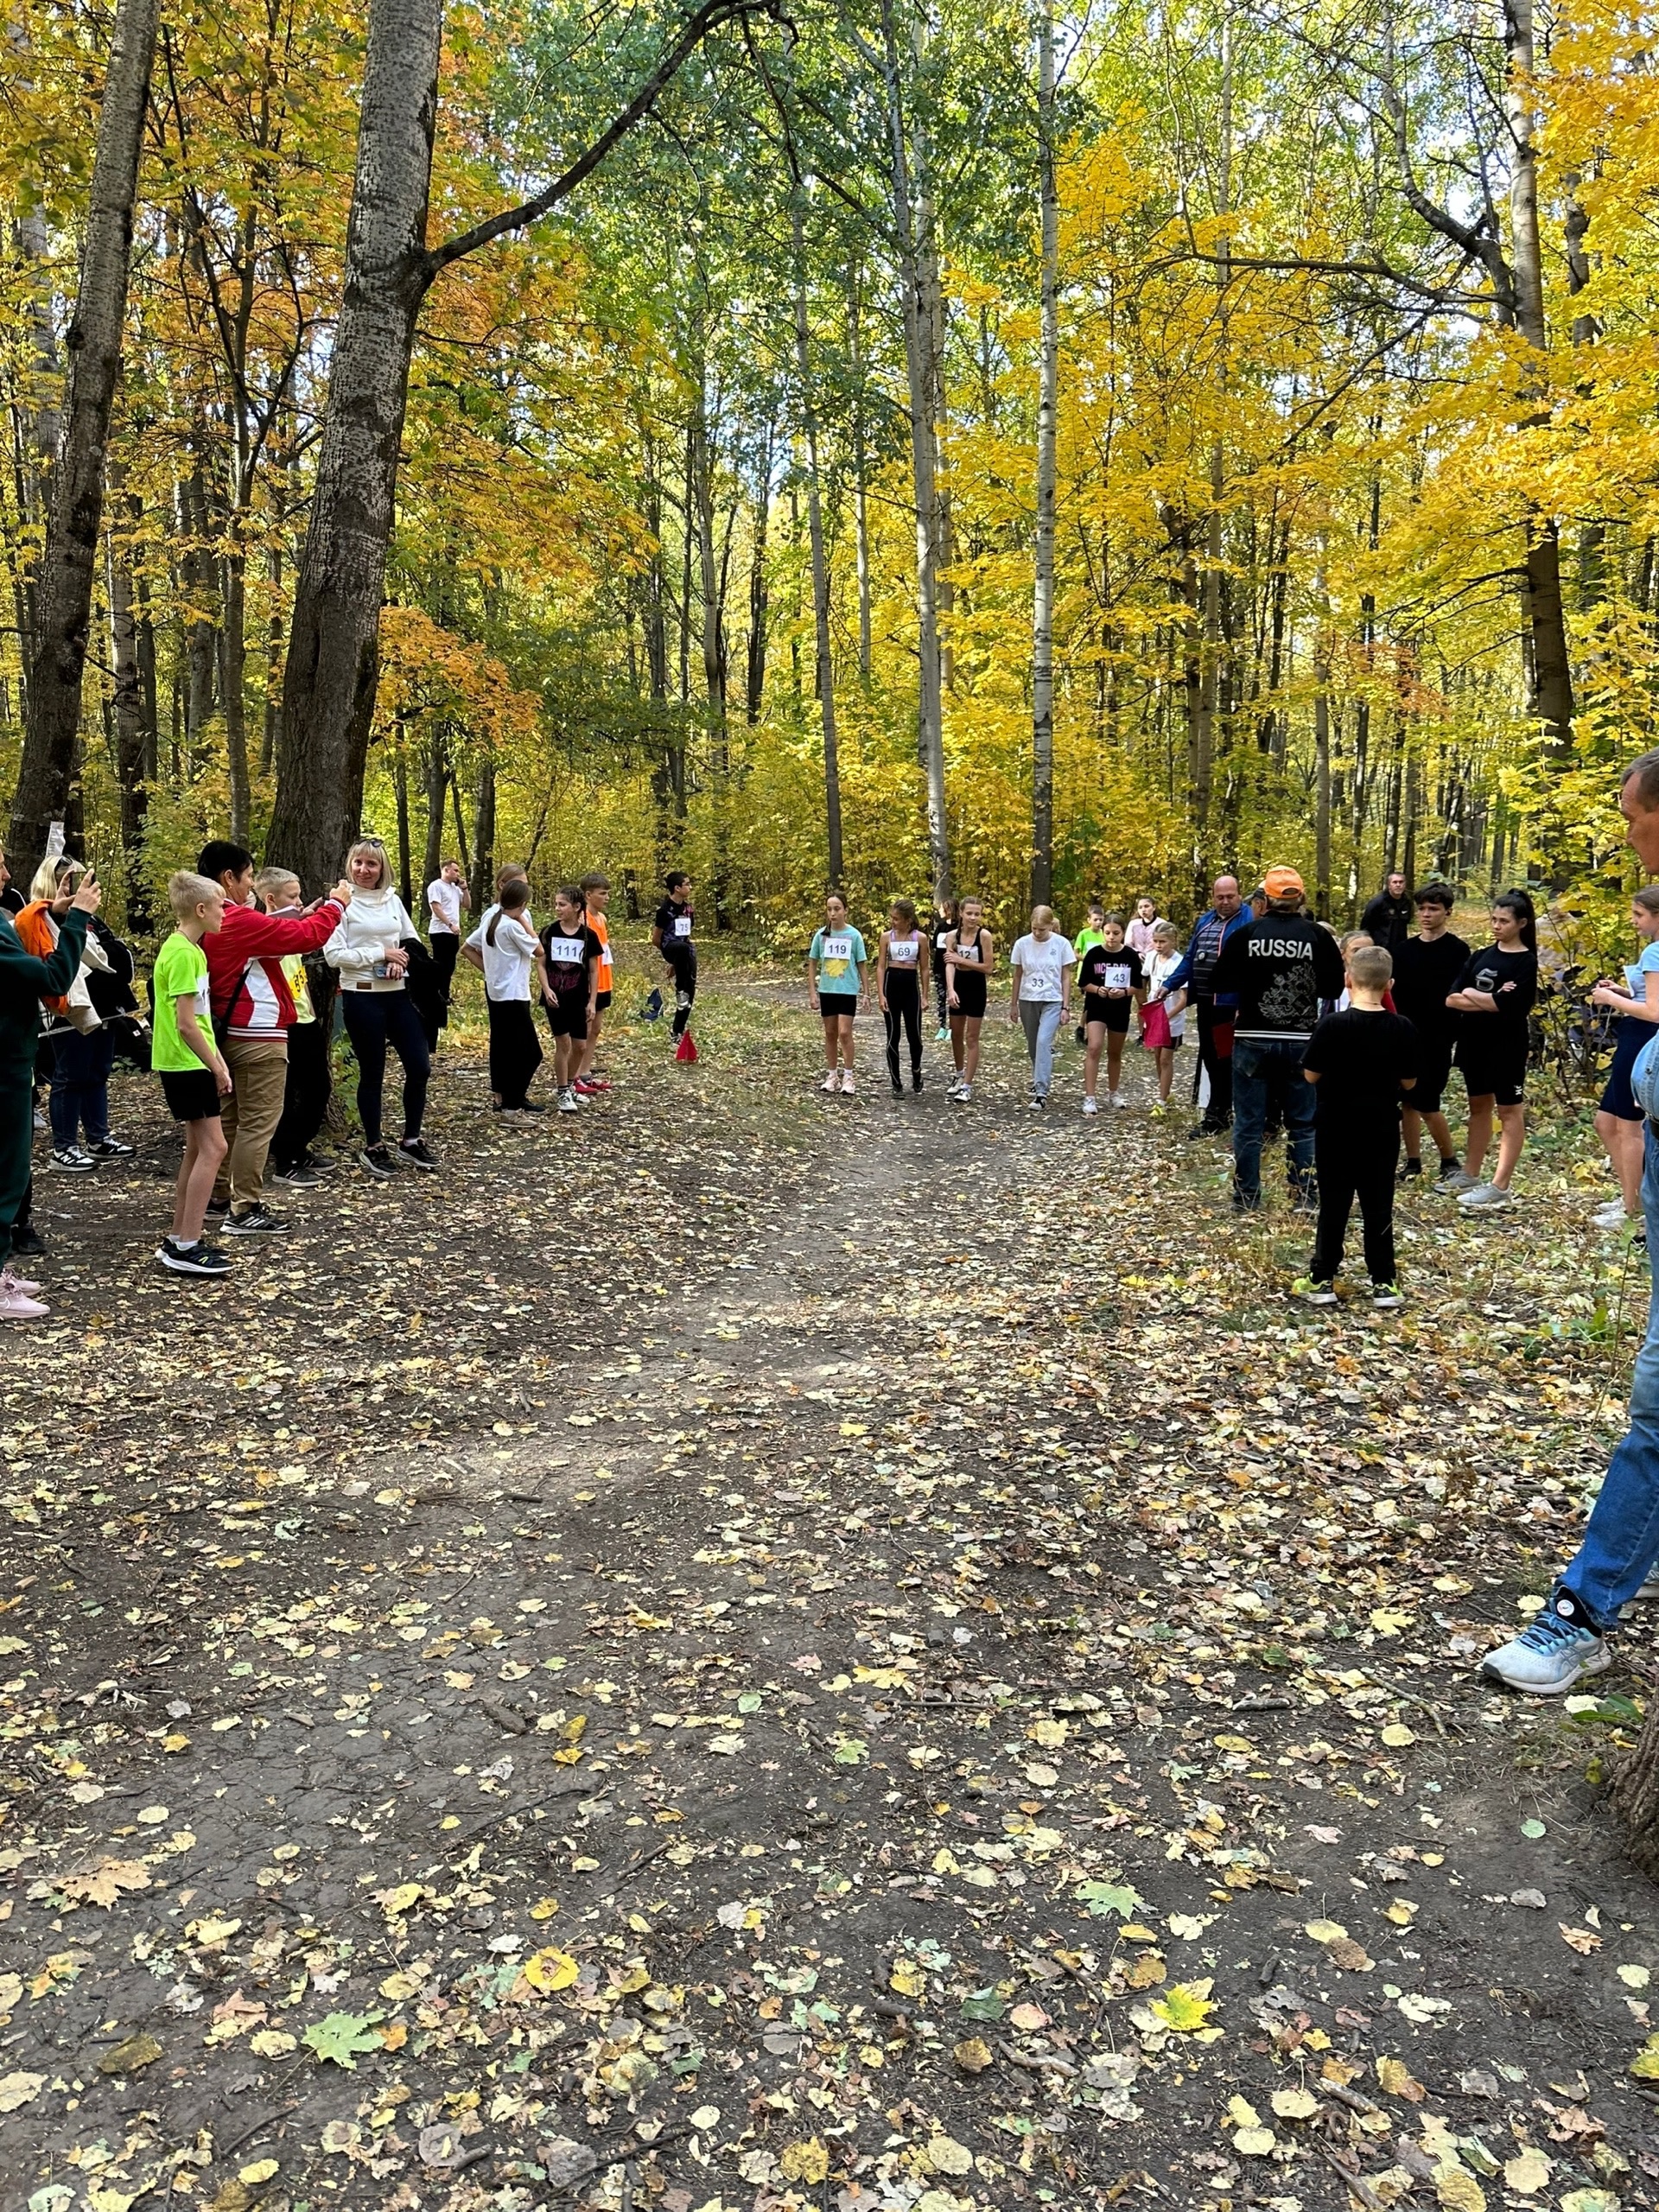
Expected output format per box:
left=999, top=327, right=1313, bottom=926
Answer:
left=398, top=1138, right=439, bottom=1171
left=511, top=1100, right=546, bottom=1115
left=86, top=1138, right=136, bottom=1160
left=1398, top=1157, right=1422, bottom=1182
left=270, top=1161, right=328, bottom=1188
left=911, top=1071, right=924, bottom=1092
left=360, top=1144, right=396, bottom=1179
left=891, top=1080, right=904, bottom=1096
left=224, top=1204, right=284, bottom=1235
left=1436, top=1155, right=1463, bottom=1182
left=205, top=1194, right=231, bottom=1217
left=9, top=1226, right=45, bottom=1260
left=157, top=1236, right=232, bottom=1276
left=299, top=1150, right=339, bottom=1178
left=50, top=1146, right=97, bottom=1174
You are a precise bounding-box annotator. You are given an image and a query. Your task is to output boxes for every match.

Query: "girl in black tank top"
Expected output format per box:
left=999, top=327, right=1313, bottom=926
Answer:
left=944, top=902, right=994, bottom=1101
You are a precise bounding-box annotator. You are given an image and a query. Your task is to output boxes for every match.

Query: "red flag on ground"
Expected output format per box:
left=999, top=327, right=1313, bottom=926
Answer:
left=675, top=1029, right=698, bottom=1063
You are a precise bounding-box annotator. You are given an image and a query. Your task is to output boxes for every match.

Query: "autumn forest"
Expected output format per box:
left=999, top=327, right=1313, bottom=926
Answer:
left=2, top=0, right=1656, bottom=934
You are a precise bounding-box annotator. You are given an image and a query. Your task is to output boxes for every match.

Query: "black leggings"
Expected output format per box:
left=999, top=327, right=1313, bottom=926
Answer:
left=487, top=998, right=543, bottom=1109
left=667, top=949, right=697, bottom=1039
left=340, top=988, right=430, bottom=1146
left=932, top=959, right=949, bottom=1030
left=884, top=976, right=923, bottom=1084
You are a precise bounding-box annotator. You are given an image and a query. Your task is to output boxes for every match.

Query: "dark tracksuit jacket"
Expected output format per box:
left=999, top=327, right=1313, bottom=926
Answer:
left=0, top=906, right=88, bottom=1243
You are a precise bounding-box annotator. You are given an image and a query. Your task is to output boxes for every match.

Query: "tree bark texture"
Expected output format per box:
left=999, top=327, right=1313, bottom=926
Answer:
left=1028, top=0, right=1058, bottom=911
left=9, top=0, right=160, bottom=890
left=791, top=196, right=842, bottom=884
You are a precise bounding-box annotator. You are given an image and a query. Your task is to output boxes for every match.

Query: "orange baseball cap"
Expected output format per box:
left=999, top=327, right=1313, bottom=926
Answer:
left=1263, top=865, right=1305, bottom=899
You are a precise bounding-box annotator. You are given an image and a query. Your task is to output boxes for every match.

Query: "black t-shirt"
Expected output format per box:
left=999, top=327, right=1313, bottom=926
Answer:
left=655, top=898, right=695, bottom=958
left=540, top=918, right=601, bottom=1002
left=1080, top=944, right=1143, bottom=1001
left=927, top=915, right=956, bottom=969
left=0, top=887, right=22, bottom=917
left=1456, top=945, right=1537, bottom=1033
left=1360, top=892, right=1413, bottom=954
left=1303, top=1007, right=1421, bottom=1130
left=1211, top=915, right=1346, bottom=1041
left=1390, top=931, right=1469, bottom=1046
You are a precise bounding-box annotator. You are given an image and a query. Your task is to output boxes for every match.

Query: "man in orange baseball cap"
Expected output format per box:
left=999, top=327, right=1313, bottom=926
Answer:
left=1210, top=863, right=1344, bottom=1209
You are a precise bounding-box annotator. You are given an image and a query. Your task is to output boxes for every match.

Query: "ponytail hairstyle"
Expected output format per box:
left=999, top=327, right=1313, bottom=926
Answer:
left=1494, top=887, right=1537, bottom=954
left=486, top=876, right=531, bottom=947
left=1634, top=885, right=1659, bottom=921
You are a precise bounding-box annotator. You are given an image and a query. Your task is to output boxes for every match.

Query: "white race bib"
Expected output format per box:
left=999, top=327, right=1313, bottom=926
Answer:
left=934, top=929, right=952, bottom=949
left=672, top=914, right=692, bottom=938
left=1100, top=963, right=1133, bottom=991
left=819, top=934, right=853, bottom=963
left=544, top=935, right=588, bottom=964
left=888, top=937, right=918, bottom=965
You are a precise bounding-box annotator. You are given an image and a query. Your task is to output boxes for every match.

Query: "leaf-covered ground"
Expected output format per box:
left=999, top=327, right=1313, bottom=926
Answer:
left=3, top=942, right=1658, bottom=2212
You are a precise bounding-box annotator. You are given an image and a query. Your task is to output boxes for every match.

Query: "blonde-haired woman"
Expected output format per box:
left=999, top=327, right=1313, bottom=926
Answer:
left=324, top=838, right=435, bottom=1177
left=1008, top=905, right=1076, bottom=1110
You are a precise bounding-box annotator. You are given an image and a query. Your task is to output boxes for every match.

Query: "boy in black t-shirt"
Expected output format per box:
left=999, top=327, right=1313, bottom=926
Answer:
left=1390, top=884, right=1468, bottom=1183
left=1298, top=944, right=1421, bottom=1307
left=652, top=871, right=696, bottom=1041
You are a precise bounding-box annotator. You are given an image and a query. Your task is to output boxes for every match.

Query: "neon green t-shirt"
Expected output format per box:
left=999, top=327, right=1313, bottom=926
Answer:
left=1074, top=926, right=1107, bottom=961
left=152, top=931, right=213, bottom=1072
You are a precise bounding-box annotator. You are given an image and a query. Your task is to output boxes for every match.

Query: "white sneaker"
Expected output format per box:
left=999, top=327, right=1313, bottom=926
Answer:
left=1459, top=1182, right=1515, bottom=1210
left=1592, top=1200, right=1631, bottom=1229
left=1082, top=1095, right=1099, bottom=1116
left=840, top=1070, right=856, bottom=1096
left=820, top=1071, right=839, bottom=1093
left=558, top=1087, right=580, bottom=1114
left=1109, top=1091, right=1125, bottom=1109
left=958, top=1082, right=974, bottom=1103
left=1481, top=1611, right=1610, bottom=1695
left=0, top=1279, right=49, bottom=1319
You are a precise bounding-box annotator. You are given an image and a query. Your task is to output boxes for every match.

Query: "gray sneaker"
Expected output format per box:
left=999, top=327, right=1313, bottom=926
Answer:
left=1481, top=1611, right=1610, bottom=1696
left=1435, top=1166, right=1480, bottom=1195
left=1459, top=1182, right=1515, bottom=1211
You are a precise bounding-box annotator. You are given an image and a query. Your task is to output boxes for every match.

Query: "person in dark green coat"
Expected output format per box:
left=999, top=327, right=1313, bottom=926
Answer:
left=0, top=865, right=101, bottom=1298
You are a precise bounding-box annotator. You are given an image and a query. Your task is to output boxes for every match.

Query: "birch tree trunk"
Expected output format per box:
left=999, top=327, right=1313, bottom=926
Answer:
left=9, top=0, right=160, bottom=888
left=107, top=517, right=150, bottom=930
left=847, top=263, right=874, bottom=681
left=791, top=197, right=842, bottom=882
left=878, top=0, right=950, bottom=903
left=1029, top=0, right=1058, bottom=909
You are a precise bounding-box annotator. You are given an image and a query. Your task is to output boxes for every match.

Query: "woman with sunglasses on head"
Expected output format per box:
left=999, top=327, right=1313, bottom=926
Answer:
left=324, top=838, right=437, bottom=1178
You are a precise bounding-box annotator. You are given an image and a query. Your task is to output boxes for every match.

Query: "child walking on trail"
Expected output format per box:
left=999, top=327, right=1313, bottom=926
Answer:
left=1008, top=905, right=1076, bottom=1110
left=152, top=872, right=234, bottom=1278
left=945, top=898, right=994, bottom=1103
left=1077, top=912, right=1143, bottom=1113
left=808, top=893, right=868, bottom=1096
left=1141, top=919, right=1186, bottom=1108
left=1296, top=943, right=1420, bottom=1310
left=1588, top=885, right=1659, bottom=1228
left=652, top=872, right=696, bottom=1042
left=877, top=899, right=927, bottom=1095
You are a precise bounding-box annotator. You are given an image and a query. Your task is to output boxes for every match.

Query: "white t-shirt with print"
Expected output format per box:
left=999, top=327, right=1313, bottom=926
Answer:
left=1010, top=932, right=1076, bottom=1003
left=473, top=914, right=538, bottom=1001
left=1143, top=948, right=1187, bottom=1039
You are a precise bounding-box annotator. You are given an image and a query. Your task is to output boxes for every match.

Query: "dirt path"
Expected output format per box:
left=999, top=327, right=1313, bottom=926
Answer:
left=3, top=960, right=1657, bottom=2212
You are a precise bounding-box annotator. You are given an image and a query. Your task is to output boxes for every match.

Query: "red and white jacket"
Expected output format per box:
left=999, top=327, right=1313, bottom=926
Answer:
left=204, top=898, right=345, bottom=1038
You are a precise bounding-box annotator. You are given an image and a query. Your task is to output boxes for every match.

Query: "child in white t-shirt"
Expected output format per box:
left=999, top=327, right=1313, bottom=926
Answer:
left=1141, top=920, right=1187, bottom=1108
left=461, top=879, right=546, bottom=1119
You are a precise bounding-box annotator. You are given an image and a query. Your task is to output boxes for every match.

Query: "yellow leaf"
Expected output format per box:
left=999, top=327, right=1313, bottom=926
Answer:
left=889, top=1960, right=926, bottom=1998
left=1271, top=2086, right=1320, bottom=2120
left=238, top=2160, right=279, bottom=2184
left=1305, top=1919, right=1348, bottom=1944
left=778, top=2138, right=830, bottom=2183
left=523, top=1947, right=580, bottom=1993
left=1149, top=1979, right=1216, bottom=2033
left=1232, top=2127, right=1276, bottom=2157
left=1376, top=2056, right=1425, bottom=2101
left=925, top=2135, right=974, bottom=2176
left=953, top=2037, right=994, bottom=2073
left=1503, top=2149, right=1552, bottom=2194
left=1380, top=1723, right=1416, bottom=1748
left=380, top=1882, right=423, bottom=1916
left=1433, top=2167, right=1486, bottom=2212
left=1226, top=2095, right=1262, bottom=2127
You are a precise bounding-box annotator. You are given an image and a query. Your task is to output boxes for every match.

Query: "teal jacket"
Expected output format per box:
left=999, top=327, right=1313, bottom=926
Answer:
left=0, top=906, right=88, bottom=1075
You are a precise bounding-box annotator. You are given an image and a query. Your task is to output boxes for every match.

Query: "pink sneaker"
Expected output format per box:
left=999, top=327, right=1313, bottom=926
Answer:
left=1, top=1265, right=42, bottom=1295
left=0, top=1279, right=50, bottom=1319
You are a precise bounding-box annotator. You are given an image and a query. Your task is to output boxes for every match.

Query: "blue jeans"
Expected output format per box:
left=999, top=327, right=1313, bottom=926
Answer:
left=1560, top=1122, right=1659, bottom=1632
left=1019, top=998, right=1064, bottom=1098
left=49, top=1025, right=114, bottom=1146
left=1231, top=1037, right=1316, bottom=1205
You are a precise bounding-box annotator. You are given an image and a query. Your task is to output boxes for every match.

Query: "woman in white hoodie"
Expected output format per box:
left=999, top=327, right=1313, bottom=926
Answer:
left=324, top=839, right=436, bottom=1177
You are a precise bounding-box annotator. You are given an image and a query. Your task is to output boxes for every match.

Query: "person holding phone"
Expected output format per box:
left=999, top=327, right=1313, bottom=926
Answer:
left=323, top=837, right=435, bottom=1177
left=0, top=862, right=101, bottom=1317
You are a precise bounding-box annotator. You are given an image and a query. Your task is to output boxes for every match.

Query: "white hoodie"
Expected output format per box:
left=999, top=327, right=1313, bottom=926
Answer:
left=325, top=885, right=419, bottom=994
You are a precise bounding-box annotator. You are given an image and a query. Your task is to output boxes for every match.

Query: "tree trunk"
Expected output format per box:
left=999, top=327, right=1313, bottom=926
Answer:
left=1029, top=0, right=1058, bottom=910
left=265, top=0, right=439, bottom=887
left=878, top=0, right=950, bottom=903
left=107, top=518, right=149, bottom=931
left=422, top=723, right=447, bottom=887
left=1610, top=1716, right=1659, bottom=1883
left=223, top=535, right=251, bottom=842
left=848, top=261, right=873, bottom=681
left=791, top=196, right=842, bottom=884
left=745, top=416, right=771, bottom=725
left=393, top=724, right=412, bottom=908
left=9, top=0, right=160, bottom=888
left=467, top=759, right=493, bottom=912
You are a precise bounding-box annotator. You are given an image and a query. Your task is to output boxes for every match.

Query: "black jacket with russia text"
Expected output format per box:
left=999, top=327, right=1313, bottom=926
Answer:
left=1210, top=913, right=1346, bottom=1043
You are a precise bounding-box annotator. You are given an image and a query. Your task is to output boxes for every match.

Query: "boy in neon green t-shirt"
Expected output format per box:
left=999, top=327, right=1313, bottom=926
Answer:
left=153, top=872, right=232, bottom=1275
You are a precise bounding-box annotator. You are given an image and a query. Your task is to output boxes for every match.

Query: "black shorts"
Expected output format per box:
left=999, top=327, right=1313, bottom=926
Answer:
left=1457, top=1037, right=1527, bottom=1108
left=543, top=995, right=590, bottom=1041
left=1409, top=1044, right=1453, bottom=1116
left=818, top=992, right=858, bottom=1020
left=1085, top=999, right=1133, bottom=1035
left=1600, top=1018, right=1646, bottom=1122
left=951, top=974, right=988, bottom=1020
left=595, top=989, right=612, bottom=1014
left=161, top=1068, right=221, bottom=1122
